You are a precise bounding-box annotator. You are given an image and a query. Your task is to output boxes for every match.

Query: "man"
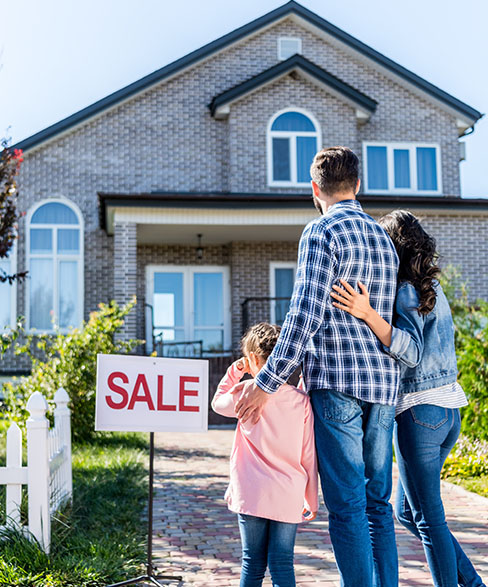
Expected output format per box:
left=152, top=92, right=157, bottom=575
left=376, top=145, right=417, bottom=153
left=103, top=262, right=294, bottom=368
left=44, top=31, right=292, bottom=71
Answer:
left=234, top=147, right=400, bottom=586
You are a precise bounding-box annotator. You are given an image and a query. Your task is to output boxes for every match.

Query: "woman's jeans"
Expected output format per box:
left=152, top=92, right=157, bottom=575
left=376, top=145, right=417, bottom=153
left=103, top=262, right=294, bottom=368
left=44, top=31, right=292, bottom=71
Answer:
left=395, top=405, right=485, bottom=587
left=237, top=513, right=298, bottom=587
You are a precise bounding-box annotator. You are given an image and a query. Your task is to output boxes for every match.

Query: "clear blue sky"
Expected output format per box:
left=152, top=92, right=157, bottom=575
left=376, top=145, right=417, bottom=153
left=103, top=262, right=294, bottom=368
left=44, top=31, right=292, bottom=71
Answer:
left=1, top=0, right=486, bottom=196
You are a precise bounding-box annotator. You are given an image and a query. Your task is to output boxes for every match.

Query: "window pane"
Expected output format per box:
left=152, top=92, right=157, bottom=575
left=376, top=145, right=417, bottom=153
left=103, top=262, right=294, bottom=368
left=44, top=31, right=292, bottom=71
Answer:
left=58, top=229, right=80, bottom=254
left=194, top=273, right=223, bottom=326
left=31, top=202, right=78, bottom=225
left=30, top=259, right=53, bottom=330
left=417, top=147, right=438, bottom=191
left=0, top=259, right=11, bottom=328
left=59, top=260, right=78, bottom=328
left=274, top=268, right=294, bottom=325
left=296, top=136, right=317, bottom=183
left=366, top=146, right=388, bottom=190
left=194, top=328, right=224, bottom=352
left=153, top=273, right=184, bottom=329
left=394, top=149, right=410, bottom=189
left=271, top=112, right=315, bottom=132
left=154, top=327, right=185, bottom=343
left=30, top=228, right=52, bottom=253
left=272, top=138, right=290, bottom=181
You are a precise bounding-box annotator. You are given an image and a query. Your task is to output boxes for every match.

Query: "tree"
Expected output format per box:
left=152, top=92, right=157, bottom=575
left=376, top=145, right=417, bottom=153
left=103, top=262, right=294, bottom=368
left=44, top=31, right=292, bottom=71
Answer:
left=0, top=138, right=27, bottom=283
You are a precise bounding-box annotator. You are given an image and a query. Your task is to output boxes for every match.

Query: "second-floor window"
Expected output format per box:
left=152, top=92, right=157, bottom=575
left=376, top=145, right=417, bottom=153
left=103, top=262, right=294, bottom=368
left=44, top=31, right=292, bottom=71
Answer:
left=268, top=109, right=320, bottom=188
left=363, top=142, right=442, bottom=195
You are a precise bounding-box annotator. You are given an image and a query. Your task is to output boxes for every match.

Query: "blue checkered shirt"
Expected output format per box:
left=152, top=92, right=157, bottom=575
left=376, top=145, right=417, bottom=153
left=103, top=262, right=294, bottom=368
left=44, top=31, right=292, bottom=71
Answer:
left=255, top=199, right=400, bottom=405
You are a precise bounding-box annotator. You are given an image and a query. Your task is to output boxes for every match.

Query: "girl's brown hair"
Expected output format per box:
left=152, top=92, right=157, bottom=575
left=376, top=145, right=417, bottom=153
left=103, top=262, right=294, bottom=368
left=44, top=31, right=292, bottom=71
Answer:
left=379, top=210, right=440, bottom=315
left=241, top=322, right=281, bottom=359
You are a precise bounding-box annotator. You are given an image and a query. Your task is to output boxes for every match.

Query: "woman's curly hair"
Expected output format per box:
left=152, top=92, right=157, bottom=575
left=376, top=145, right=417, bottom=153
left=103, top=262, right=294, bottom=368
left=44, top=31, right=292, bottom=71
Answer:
left=379, top=210, right=440, bottom=315
left=241, top=322, right=281, bottom=359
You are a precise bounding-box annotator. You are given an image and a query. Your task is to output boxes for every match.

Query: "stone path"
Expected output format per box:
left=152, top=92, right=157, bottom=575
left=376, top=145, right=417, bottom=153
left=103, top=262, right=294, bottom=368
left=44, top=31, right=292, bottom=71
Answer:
left=151, top=430, right=488, bottom=586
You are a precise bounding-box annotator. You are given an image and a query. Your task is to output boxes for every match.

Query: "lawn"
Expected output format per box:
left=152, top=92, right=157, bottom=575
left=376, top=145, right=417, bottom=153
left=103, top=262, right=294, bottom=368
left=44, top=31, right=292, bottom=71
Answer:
left=444, top=475, right=488, bottom=498
left=0, top=429, right=149, bottom=587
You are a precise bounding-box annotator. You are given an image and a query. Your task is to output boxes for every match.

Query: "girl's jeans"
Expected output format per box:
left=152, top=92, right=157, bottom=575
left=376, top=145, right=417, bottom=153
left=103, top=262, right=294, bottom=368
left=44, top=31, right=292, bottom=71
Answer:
left=237, top=513, right=298, bottom=587
left=395, top=405, right=485, bottom=587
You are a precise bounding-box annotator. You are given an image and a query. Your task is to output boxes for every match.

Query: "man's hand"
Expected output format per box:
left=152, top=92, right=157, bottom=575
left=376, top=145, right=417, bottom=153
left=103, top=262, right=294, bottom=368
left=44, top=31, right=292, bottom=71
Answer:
left=232, top=381, right=270, bottom=424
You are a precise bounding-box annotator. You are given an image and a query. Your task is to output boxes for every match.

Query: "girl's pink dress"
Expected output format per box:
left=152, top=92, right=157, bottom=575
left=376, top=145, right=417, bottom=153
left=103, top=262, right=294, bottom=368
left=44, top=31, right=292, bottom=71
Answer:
left=212, top=363, right=319, bottom=524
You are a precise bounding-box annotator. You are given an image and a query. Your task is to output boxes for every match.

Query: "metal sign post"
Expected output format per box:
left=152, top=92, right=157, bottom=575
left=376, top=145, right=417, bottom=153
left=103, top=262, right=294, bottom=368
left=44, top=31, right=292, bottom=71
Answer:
left=96, top=354, right=209, bottom=587
left=107, top=432, right=181, bottom=587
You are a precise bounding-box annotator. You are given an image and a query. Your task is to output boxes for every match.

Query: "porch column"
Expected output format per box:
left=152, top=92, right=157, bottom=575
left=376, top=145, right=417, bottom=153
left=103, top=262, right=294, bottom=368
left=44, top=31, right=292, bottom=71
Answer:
left=113, top=220, right=137, bottom=341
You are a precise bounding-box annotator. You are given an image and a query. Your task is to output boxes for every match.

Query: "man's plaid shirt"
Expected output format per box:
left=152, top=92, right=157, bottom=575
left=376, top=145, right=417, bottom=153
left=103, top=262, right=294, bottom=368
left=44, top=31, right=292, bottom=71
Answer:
left=255, top=199, right=400, bottom=405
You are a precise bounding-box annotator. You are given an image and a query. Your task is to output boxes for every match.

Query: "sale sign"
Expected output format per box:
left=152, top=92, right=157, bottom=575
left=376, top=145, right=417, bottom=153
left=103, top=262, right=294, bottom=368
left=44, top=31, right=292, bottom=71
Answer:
left=95, top=354, right=209, bottom=433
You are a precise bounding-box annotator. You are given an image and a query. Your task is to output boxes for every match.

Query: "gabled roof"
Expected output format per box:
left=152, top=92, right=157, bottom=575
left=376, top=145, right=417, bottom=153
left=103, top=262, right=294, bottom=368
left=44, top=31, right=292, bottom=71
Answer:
left=209, top=54, right=377, bottom=121
left=15, top=1, right=483, bottom=152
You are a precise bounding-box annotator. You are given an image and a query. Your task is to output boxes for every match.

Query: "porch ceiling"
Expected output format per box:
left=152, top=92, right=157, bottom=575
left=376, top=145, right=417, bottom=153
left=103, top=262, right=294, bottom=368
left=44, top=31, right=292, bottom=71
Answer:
left=137, top=222, right=307, bottom=245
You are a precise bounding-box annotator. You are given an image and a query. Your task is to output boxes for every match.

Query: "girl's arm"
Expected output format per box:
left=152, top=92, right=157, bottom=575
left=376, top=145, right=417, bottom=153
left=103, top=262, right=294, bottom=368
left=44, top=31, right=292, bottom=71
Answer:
left=331, top=280, right=425, bottom=368
left=301, top=399, right=319, bottom=520
left=211, top=359, right=248, bottom=417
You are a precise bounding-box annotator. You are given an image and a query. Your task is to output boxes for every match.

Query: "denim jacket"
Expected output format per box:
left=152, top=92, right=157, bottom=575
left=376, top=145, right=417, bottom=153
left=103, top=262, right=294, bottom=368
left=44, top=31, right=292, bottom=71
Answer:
left=383, top=281, right=457, bottom=394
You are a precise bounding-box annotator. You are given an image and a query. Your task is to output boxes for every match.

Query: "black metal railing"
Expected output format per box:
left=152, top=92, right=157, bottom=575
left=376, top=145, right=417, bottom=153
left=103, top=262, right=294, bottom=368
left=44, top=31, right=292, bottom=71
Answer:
left=241, top=296, right=292, bottom=333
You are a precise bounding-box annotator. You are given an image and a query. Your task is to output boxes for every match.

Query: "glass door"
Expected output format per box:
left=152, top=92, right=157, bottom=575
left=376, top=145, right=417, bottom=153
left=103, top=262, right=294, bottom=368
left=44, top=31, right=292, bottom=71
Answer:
left=146, top=265, right=230, bottom=356
left=270, top=262, right=296, bottom=326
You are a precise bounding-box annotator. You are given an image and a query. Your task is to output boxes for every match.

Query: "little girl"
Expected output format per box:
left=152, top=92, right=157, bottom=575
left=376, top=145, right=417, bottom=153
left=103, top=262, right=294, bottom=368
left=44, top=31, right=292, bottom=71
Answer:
left=331, top=210, right=485, bottom=587
left=212, top=322, right=318, bottom=587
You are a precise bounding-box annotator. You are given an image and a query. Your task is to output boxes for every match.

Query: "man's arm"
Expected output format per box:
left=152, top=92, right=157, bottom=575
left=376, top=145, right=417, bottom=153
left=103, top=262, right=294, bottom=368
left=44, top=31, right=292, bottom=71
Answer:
left=235, top=222, right=336, bottom=423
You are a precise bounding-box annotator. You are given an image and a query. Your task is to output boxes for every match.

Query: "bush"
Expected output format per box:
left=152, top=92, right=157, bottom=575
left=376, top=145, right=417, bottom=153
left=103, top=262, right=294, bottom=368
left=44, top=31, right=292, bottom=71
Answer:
left=440, top=266, right=488, bottom=440
left=441, top=435, right=488, bottom=479
left=1, top=299, right=142, bottom=442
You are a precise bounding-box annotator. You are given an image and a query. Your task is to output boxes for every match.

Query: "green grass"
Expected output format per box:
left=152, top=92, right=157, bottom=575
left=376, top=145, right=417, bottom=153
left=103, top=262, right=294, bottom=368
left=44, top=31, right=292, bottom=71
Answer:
left=443, top=475, right=488, bottom=498
left=0, top=431, right=149, bottom=587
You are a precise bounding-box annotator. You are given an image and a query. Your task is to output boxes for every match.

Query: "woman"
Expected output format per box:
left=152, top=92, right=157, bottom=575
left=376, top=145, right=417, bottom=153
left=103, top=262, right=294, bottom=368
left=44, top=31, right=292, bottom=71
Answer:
left=330, top=210, right=485, bottom=587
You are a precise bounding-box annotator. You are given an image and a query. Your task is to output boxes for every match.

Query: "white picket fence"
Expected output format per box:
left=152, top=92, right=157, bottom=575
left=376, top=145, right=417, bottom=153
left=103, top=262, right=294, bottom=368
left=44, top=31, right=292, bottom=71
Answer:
left=0, top=388, right=72, bottom=553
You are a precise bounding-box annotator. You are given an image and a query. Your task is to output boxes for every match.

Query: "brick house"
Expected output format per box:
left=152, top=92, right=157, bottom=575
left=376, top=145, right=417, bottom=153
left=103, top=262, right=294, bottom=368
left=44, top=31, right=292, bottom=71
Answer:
left=3, top=1, right=487, bottom=379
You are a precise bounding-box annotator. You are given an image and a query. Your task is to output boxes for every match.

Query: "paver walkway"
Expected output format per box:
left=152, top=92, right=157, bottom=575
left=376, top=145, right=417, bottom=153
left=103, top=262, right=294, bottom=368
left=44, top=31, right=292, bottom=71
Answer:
left=152, top=429, right=488, bottom=586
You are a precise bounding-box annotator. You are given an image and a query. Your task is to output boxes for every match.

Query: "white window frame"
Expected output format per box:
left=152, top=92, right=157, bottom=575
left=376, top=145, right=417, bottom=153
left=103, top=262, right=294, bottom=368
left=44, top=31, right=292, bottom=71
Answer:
left=278, top=37, right=302, bottom=61
left=26, top=198, right=84, bottom=333
left=267, top=108, right=321, bottom=188
left=145, top=265, right=231, bottom=354
left=0, top=241, right=18, bottom=330
left=269, top=261, right=297, bottom=324
left=362, top=141, right=443, bottom=195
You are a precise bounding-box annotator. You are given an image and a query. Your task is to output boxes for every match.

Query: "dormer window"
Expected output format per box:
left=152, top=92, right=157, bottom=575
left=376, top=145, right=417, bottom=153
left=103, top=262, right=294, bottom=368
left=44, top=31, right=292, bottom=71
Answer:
left=267, top=108, right=321, bottom=187
left=278, top=37, right=302, bottom=60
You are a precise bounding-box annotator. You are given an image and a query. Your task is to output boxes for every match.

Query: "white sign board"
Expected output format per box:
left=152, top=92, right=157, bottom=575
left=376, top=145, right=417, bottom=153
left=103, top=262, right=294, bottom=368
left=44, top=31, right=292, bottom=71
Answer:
left=95, top=354, right=209, bottom=433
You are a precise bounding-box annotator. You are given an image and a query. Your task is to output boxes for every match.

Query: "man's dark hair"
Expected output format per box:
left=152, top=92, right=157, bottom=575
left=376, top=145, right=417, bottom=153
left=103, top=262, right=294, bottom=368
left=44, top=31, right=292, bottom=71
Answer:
left=310, top=146, right=359, bottom=196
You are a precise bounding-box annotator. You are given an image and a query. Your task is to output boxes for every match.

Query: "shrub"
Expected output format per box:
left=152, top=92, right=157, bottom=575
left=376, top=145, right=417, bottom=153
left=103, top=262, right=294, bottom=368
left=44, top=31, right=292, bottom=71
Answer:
left=1, top=298, right=142, bottom=441
left=441, top=435, right=488, bottom=479
left=440, top=266, right=488, bottom=440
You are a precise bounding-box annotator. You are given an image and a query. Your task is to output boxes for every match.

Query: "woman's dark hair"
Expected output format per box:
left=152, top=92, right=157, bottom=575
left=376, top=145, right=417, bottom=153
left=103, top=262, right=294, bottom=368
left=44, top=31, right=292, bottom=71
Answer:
left=379, top=210, right=440, bottom=315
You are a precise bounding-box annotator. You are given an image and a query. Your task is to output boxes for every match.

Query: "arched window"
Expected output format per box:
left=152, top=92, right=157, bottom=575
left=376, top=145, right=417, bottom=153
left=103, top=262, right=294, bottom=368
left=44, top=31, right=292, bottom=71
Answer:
left=267, top=109, right=320, bottom=187
left=27, top=200, right=83, bottom=331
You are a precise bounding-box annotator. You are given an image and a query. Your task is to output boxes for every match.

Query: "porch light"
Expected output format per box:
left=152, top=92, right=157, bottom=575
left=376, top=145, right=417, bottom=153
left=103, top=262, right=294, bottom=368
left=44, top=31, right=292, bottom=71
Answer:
left=196, top=234, right=203, bottom=260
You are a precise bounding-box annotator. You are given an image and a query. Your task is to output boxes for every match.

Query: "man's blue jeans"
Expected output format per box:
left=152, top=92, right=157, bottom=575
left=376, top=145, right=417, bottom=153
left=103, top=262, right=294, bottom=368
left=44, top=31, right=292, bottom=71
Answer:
left=310, top=389, right=398, bottom=587
left=237, top=513, right=298, bottom=587
left=395, top=405, right=485, bottom=587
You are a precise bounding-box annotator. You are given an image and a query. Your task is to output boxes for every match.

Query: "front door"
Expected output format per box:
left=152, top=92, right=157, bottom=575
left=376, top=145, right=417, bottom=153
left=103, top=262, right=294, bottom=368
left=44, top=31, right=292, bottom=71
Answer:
left=145, top=265, right=230, bottom=356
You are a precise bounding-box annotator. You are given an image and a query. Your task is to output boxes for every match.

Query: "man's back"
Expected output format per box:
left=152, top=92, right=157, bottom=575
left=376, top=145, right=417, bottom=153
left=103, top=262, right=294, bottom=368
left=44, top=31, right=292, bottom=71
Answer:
left=302, top=199, right=399, bottom=403
left=257, top=199, right=399, bottom=405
